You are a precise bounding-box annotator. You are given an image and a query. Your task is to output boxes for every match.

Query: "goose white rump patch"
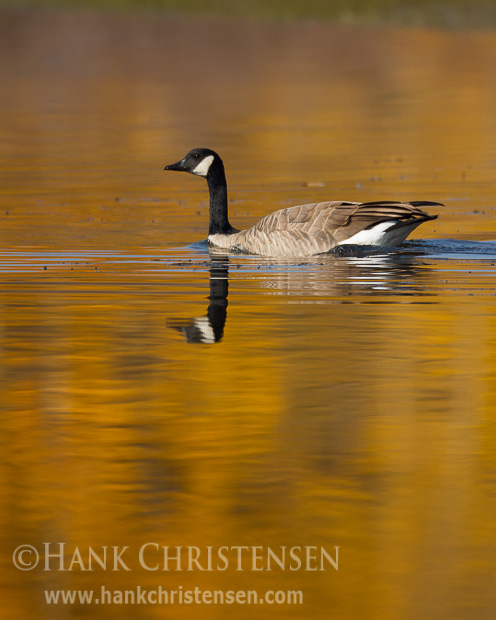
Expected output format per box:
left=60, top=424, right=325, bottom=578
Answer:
left=338, top=220, right=408, bottom=246
left=193, top=155, right=215, bottom=177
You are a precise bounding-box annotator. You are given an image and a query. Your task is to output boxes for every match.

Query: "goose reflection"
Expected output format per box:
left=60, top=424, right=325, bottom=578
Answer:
left=167, top=245, right=435, bottom=344
left=167, top=256, right=229, bottom=344
left=263, top=244, right=434, bottom=297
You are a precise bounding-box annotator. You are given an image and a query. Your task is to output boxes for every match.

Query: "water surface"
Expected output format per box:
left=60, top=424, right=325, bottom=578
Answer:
left=1, top=10, right=496, bottom=620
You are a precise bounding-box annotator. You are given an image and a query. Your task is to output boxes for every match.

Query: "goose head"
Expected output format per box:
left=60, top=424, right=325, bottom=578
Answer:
left=164, top=148, right=222, bottom=178
left=164, top=147, right=235, bottom=236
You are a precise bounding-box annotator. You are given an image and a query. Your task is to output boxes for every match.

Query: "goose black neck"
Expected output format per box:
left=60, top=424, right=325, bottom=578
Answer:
left=206, top=166, right=236, bottom=236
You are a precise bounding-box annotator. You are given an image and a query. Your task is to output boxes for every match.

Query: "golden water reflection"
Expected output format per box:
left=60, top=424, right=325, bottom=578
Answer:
left=1, top=245, right=496, bottom=619
left=2, top=9, right=496, bottom=620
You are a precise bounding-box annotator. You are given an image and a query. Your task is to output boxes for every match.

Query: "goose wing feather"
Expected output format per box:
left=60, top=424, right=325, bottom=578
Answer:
left=235, top=200, right=439, bottom=249
left=214, top=200, right=442, bottom=257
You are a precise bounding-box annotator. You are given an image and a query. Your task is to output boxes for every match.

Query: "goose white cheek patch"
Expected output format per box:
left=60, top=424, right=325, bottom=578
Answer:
left=192, top=155, right=214, bottom=177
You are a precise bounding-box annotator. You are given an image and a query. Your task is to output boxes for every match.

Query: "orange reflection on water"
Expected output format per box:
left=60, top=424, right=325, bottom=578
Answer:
left=1, top=9, right=496, bottom=620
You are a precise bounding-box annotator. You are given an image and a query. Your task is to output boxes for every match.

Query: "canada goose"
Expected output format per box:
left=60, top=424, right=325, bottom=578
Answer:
left=164, top=148, right=442, bottom=258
